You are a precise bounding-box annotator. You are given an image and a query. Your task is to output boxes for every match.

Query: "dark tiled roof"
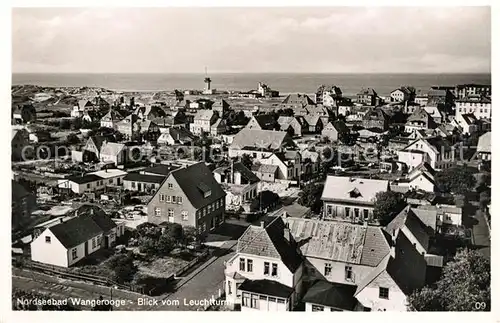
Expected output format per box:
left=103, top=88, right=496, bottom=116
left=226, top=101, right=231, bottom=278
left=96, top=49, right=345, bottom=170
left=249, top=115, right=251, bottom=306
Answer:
left=170, top=162, right=226, bottom=209
left=238, top=216, right=303, bottom=273
left=49, top=216, right=103, bottom=249
left=124, top=172, right=165, bottom=184
left=252, top=114, right=279, bottom=130
left=385, top=206, right=431, bottom=252
left=282, top=93, right=315, bottom=105
left=142, top=164, right=180, bottom=176
left=302, top=280, right=357, bottom=310
left=66, top=174, right=102, bottom=184
left=238, top=279, right=294, bottom=299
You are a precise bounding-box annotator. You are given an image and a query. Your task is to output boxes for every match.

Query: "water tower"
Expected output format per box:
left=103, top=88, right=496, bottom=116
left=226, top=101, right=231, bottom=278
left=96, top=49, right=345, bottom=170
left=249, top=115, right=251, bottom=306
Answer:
left=203, top=67, right=214, bottom=94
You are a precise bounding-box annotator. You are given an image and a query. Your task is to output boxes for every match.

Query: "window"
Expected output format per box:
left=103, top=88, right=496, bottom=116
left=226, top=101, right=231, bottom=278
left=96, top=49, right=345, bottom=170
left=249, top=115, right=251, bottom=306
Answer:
left=178, top=196, right=183, bottom=204
left=86, top=184, right=90, bottom=189
left=363, top=209, right=369, bottom=220
left=240, top=258, right=246, bottom=271
left=166, top=195, right=171, bottom=203
left=379, top=287, right=389, bottom=299
left=251, top=294, right=259, bottom=309
left=324, top=263, right=332, bottom=276
left=227, top=281, right=232, bottom=295
left=99, top=180, right=103, bottom=185
left=259, top=295, right=267, bottom=300
left=345, top=207, right=350, bottom=217
left=172, top=196, right=177, bottom=203
left=277, top=299, right=285, bottom=304
left=45, top=236, right=51, bottom=243
left=159, top=194, right=165, bottom=202
left=168, top=183, right=173, bottom=189
left=168, top=209, right=174, bottom=217
left=271, top=263, right=278, bottom=277
left=154, top=207, right=161, bottom=217
left=208, top=204, right=212, bottom=213
left=268, top=297, right=276, bottom=303
left=108, top=179, right=113, bottom=184
left=182, top=211, right=188, bottom=221
left=92, top=237, right=96, bottom=249
left=203, top=207, right=207, bottom=216
left=71, top=248, right=78, bottom=260
left=345, top=265, right=353, bottom=281
left=247, top=259, right=253, bottom=272
left=132, top=182, right=136, bottom=188
left=242, top=293, right=250, bottom=307
left=312, top=305, right=324, bottom=312
left=196, top=210, right=201, bottom=219
left=264, top=262, right=270, bottom=275
left=97, top=236, right=102, bottom=245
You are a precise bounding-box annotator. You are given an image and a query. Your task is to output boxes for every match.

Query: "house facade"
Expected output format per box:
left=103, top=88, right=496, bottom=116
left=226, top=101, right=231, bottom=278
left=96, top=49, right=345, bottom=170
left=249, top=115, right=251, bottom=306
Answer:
left=213, top=162, right=260, bottom=211
left=147, top=162, right=226, bottom=236
left=455, top=84, right=491, bottom=100
left=356, top=88, right=378, bottom=106
left=224, top=217, right=304, bottom=311
left=455, top=96, right=491, bottom=120
left=397, top=137, right=454, bottom=171
left=30, top=208, right=124, bottom=267
left=321, top=176, right=389, bottom=223
left=190, top=110, right=218, bottom=135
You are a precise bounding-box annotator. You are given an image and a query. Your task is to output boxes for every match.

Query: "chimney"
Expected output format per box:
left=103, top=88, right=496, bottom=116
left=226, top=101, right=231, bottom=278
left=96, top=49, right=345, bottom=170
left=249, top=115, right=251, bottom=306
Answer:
left=260, top=221, right=265, bottom=228
left=90, top=208, right=94, bottom=215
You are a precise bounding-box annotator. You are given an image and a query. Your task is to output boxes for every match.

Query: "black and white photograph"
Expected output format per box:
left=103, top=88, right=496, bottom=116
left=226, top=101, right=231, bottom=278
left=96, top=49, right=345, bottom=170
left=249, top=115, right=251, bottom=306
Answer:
left=8, top=5, right=493, bottom=314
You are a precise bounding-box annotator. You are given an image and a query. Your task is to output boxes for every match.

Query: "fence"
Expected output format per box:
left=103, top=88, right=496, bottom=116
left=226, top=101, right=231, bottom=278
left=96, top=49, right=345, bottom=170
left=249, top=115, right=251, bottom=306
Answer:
left=14, top=259, right=174, bottom=296
left=174, top=249, right=210, bottom=278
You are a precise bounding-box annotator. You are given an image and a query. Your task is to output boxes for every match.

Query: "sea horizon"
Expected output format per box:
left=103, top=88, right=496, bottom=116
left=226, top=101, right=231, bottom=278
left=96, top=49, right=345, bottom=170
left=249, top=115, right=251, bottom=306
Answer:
left=12, top=72, right=492, bottom=96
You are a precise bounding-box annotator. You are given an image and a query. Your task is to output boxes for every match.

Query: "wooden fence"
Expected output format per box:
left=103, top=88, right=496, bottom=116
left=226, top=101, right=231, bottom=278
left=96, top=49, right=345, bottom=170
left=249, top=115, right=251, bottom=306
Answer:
left=15, top=259, right=174, bottom=296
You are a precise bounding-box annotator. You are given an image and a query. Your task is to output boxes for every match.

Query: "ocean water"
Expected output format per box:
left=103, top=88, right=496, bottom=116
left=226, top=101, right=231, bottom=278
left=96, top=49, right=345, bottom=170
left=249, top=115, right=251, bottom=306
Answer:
left=12, top=73, right=491, bottom=97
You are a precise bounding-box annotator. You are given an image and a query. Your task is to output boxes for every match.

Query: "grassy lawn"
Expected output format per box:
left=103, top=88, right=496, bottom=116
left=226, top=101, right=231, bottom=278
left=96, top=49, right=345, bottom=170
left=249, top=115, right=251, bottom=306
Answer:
left=135, top=256, right=190, bottom=279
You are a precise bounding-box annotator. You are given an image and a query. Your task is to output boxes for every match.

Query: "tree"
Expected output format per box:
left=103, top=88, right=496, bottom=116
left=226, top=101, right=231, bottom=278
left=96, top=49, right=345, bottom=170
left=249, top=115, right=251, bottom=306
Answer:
left=156, top=234, right=176, bottom=255
left=70, top=118, right=82, bottom=130
left=183, top=226, right=198, bottom=246
left=373, top=191, right=406, bottom=225
left=107, top=252, right=137, bottom=283
left=164, top=223, right=183, bottom=243
left=408, top=249, right=490, bottom=311
left=479, top=190, right=490, bottom=210
left=297, top=183, right=324, bottom=213
left=435, top=166, right=477, bottom=195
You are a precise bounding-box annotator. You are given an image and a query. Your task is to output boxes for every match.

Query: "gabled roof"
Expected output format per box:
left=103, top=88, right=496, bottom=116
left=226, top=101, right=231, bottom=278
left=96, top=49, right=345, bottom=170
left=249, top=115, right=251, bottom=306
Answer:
left=87, top=135, right=116, bottom=152
left=252, top=164, right=279, bottom=174
left=362, top=107, right=388, bottom=121
left=117, top=113, right=139, bottom=125
left=302, top=280, right=357, bottom=310
left=460, top=113, right=478, bottom=125
left=384, top=206, right=432, bottom=252
left=407, top=107, right=431, bottom=122
left=249, top=114, right=278, bottom=130
left=101, top=109, right=123, bottom=122
left=357, top=88, right=377, bottom=96
left=285, top=218, right=391, bottom=266
left=324, top=120, right=349, bottom=133
left=48, top=216, right=103, bottom=249
left=231, top=129, right=294, bottom=151
left=78, top=99, right=93, bottom=110
left=282, top=93, right=315, bottom=105
left=321, top=176, right=389, bottom=205
left=100, top=142, right=125, bottom=157
left=237, top=216, right=303, bottom=273
left=355, top=230, right=427, bottom=296
left=194, top=109, right=215, bottom=121
left=166, top=162, right=225, bottom=209
left=477, top=132, right=491, bottom=153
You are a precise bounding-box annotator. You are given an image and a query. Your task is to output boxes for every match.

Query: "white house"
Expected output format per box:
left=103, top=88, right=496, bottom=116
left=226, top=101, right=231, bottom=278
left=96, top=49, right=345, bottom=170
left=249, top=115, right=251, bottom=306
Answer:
left=57, top=169, right=127, bottom=194
left=30, top=207, right=124, bottom=267
left=454, top=113, right=479, bottom=135
left=224, top=217, right=304, bottom=311
left=71, top=100, right=93, bottom=118
left=100, top=142, right=127, bottom=165
left=228, top=129, right=296, bottom=159
left=100, top=109, right=123, bottom=129
left=321, top=176, right=389, bottom=223
left=475, top=132, right=491, bottom=161
left=455, top=96, right=491, bottom=120
left=285, top=217, right=428, bottom=312
left=397, top=137, right=454, bottom=171
left=257, top=151, right=302, bottom=181
left=396, top=162, right=437, bottom=192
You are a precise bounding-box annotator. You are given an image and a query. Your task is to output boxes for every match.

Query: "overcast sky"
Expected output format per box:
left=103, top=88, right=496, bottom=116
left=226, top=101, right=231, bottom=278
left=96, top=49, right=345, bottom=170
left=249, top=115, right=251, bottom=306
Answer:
left=12, top=7, right=491, bottom=74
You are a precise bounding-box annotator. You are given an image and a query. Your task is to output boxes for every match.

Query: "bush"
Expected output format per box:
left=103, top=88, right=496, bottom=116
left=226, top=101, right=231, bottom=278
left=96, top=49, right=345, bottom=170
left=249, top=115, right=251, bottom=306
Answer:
left=107, top=252, right=137, bottom=283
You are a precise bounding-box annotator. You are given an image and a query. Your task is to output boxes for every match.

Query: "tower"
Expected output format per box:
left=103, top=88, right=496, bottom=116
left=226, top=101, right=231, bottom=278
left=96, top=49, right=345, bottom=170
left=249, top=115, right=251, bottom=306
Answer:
left=204, top=67, right=211, bottom=93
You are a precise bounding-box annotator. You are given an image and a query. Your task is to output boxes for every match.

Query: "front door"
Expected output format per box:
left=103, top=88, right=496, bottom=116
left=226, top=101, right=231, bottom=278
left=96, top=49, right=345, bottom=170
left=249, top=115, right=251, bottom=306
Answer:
left=138, top=183, right=142, bottom=191
left=104, top=236, right=109, bottom=248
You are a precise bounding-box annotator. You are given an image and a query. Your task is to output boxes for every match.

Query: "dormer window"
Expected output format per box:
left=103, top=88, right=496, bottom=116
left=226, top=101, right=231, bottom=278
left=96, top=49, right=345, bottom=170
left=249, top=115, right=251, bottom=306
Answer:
left=349, top=188, right=362, bottom=198
left=198, top=182, right=212, bottom=198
